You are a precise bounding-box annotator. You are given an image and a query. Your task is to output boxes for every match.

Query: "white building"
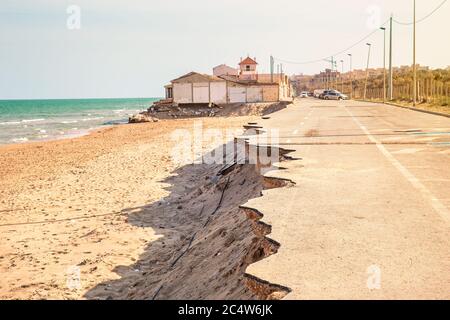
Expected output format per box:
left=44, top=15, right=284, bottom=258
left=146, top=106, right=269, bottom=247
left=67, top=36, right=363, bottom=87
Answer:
left=238, top=57, right=258, bottom=81
left=163, top=56, right=293, bottom=105
left=170, top=72, right=227, bottom=105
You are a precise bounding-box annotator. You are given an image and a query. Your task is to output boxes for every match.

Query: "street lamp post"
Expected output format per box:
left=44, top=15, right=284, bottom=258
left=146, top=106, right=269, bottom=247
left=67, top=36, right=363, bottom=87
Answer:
left=380, top=27, right=387, bottom=103
left=389, top=14, right=394, bottom=100
left=340, top=60, right=344, bottom=94
left=335, top=61, right=338, bottom=90
left=364, top=43, right=372, bottom=100
left=348, top=53, right=353, bottom=99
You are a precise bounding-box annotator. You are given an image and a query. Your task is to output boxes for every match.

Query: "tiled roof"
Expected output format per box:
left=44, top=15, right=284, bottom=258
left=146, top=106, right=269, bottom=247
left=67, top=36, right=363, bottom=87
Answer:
left=171, top=72, right=224, bottom=83
left=239, top=57, right=258, bottom=65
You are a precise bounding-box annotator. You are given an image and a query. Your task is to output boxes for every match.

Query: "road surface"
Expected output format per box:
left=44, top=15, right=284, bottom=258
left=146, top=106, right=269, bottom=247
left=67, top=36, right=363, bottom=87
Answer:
left=243, top=98, right=450, bottom=299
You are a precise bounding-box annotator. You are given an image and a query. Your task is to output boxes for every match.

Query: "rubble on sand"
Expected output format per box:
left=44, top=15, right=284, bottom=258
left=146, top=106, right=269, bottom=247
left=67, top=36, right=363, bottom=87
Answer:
left=128, top=113, right=159, bottom=123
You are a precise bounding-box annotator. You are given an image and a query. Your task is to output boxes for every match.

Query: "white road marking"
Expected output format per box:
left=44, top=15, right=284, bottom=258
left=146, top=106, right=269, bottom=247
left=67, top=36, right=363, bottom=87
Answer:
left=344, top=106, right=450, bottom=224
left=391, top=148, right=425, bottom=154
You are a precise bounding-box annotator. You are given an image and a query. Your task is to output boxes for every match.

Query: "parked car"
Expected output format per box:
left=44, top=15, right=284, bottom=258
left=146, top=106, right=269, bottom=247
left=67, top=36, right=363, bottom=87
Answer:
left=300, top=91, right=308, bottom=98
left=319, top=90, right=331, bottom=99
left=323, top=91, right=348, bottom=100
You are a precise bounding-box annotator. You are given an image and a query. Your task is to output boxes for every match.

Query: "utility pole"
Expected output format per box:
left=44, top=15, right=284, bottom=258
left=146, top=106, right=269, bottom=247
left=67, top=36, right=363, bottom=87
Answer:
left=323, top=57, right=335, bottom=89
left=380, top=27, right=387, bottom=103
left=364, top=43, right=372, bottom=100
left=413, top=0, right=417, bottom=106
left=340, top=60, right=344, bottom=93
left=270, top=55, right=274, bottom=83
left=327, top=57, right=335, bottom=89
left=330, top=57, right=333, bottom=89
left=335, top=61, right=338, bottom=90
left=348, top=53, right=353, bottom=99
left=388, top=14, right=393, bottom=100
left=330, top=57, right=334, bottom=90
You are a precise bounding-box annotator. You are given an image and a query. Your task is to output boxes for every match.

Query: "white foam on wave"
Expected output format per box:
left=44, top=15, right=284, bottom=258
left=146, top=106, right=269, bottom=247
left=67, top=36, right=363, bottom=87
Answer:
left=10, top=137, right=29, bottom=143
left=1, top=118, right=46, bottom=125
left=113, top=109, right=144, bottom=114
left=21, top=118, right=45, bottom=123
left=0, top=121, right=21, bottom=125
left=81, top=116, right=104, bottom=122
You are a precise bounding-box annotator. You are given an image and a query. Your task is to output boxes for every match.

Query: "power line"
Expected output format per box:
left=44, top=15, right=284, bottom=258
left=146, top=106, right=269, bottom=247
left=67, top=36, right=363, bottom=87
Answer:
left=393, top=0, right=448, bottom=25
left=274, top=19, right=389, bottom=65
left=275, top=0, right=448, bottom=66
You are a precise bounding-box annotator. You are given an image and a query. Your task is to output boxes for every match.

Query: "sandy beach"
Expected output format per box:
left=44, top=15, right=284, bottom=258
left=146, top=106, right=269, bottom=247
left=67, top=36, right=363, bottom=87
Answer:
left=0, top=115, right=274, bottom=299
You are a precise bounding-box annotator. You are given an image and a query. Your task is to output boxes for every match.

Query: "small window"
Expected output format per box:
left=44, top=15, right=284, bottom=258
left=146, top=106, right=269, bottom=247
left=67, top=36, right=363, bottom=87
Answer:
left=166, top=88, right=173, bottom=99
left=246, top=65, right=250, bottom=71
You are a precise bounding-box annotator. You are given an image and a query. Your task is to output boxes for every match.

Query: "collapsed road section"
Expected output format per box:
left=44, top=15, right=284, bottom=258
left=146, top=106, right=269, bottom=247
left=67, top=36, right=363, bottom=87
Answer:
left=85, top=119, right=297, bottom=300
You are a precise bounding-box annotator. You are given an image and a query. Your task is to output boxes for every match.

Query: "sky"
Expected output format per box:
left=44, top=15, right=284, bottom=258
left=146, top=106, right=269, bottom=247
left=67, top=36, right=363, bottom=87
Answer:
left=0, top=0, right=449, bottom=99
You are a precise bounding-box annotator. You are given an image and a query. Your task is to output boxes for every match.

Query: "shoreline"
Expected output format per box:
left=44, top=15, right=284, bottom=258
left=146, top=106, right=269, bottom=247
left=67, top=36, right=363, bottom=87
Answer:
left=0, top=97, right=157, bottom=146
left=0, top=124, right=114, bottom=149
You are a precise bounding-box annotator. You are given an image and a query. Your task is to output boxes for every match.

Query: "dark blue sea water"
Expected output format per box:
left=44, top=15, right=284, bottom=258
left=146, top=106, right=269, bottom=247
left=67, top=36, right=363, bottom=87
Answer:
left=0, top=98, right=159, bottom=144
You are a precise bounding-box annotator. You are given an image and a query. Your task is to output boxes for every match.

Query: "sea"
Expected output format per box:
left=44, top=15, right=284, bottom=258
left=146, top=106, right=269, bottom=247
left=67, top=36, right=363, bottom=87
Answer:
left=0, top=98, right=160, bottom=145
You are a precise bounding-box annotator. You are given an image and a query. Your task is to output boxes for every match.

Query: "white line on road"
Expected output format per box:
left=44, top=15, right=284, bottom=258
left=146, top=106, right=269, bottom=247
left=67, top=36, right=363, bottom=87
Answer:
left=344, top=106, right=450, bottom=224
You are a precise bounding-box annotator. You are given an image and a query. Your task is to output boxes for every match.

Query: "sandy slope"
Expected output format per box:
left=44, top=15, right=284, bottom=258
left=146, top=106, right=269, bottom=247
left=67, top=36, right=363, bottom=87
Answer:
left=0, top=117, right=259, bottom=299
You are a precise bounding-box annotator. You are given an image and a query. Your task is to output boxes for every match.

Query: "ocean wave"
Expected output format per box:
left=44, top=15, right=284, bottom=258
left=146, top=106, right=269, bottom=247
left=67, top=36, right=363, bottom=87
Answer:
left=21, top=118, right=45, bottom=123
left=81, top=117, right=104, bottom=122
left=0, top=121, right=21, bottom=125
left=2, top=119, right=46, bottom=125
left=113, top=109, right=145, bottom=114
left=10, top=137, right=29, bottom=143
left=61, top=120, right=78, bottom=124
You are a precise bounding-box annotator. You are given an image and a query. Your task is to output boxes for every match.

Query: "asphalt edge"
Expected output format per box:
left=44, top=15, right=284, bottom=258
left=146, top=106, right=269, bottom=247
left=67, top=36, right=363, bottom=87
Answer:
left=354, top=99, right=450, bottom=118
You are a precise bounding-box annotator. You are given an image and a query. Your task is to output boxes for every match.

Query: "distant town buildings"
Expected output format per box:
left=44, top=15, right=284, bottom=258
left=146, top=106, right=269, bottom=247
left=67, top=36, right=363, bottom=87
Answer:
left=164, top=56, right=293, bottom=105
left=291, top=64, right=432, bottom=92
left=291, top=69, right=342, bottom=92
